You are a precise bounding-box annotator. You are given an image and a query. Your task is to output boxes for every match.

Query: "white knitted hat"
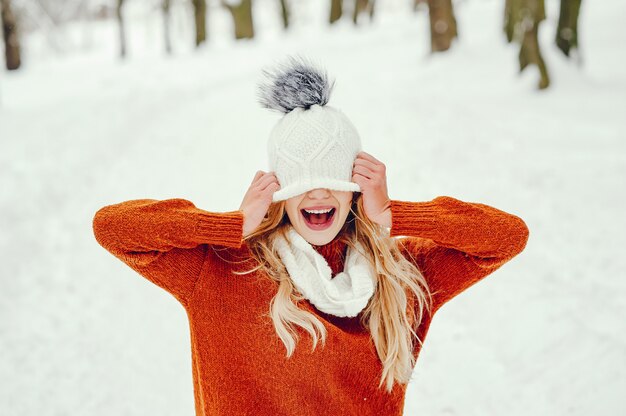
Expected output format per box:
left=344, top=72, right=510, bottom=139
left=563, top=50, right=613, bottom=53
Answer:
left=256, top=55, right=362, bottom=202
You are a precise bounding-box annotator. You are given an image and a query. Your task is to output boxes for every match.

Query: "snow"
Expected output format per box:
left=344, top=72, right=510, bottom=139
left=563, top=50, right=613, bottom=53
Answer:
left=1, top=0, right=625, bottom=414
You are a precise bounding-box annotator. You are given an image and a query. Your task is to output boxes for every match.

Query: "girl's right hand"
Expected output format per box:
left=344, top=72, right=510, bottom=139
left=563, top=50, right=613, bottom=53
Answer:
left=239, top=170, right=280, bottom=238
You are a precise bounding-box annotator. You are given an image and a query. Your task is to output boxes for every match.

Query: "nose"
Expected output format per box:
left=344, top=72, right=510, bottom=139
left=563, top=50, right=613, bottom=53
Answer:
left=306, top=188, right=331, bottom=198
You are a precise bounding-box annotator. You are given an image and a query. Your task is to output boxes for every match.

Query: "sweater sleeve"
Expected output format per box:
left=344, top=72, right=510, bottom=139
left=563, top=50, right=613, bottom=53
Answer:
left=390, top=196, right=529, bottom=312
left=92, top=198, right=244, bottom=307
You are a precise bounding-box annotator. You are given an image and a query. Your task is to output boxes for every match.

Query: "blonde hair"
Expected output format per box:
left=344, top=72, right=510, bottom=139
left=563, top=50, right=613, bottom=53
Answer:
left=222, top=193, right=433, bottom=392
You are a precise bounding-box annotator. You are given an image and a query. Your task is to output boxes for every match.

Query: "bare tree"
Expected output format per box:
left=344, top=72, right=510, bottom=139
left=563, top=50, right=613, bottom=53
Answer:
left=556, top=0, right=582, bottom=58
left=279, top=0, right=289, bottom=30
left=116, top=0, right=126, bottom=58
left=352, top=0, right=375, bottom=25
left=504, top=0, right=550, bottom=89
left=413, top=0, right=426, bottom=12
left=162, top=0, right=172, bottom=54
left=1, top=0, right=21, bottom=70
left=427, top=0, right=457, bottom=52
left=329, top=0, right=342, bottom=24
left=192, top=0, right=207, bottom=46
left=221, top=0, right=254, bottom=40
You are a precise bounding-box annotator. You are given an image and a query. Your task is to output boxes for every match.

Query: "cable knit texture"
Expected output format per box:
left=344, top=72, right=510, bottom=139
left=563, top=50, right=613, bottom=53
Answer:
left=92, top=195, right=529, bottom=415
left=274, top=225, right=377, bottom=318
left=268, top=104, right=363, bottom=202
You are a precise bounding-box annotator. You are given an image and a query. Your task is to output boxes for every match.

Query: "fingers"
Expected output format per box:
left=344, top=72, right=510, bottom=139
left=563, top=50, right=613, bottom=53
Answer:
left=252, top=170, right=273, bottom=186
left=352, top=164, right=373, bottom=179
left=353, top=150, right=386, bottom=181
left=353, top=157, right=380, bottom=174
left=264, top=182, right=280, bottom=194
left=252, top=170, right=265, bottom=184
left=352, top=172, right=367, bottom=182
left=356, top=151, right=384, bottom=167
left=354, top=152, right=386, bottom=181
left=256, top=172, right=280, bottom=191
left=352, top=161, right=387, bottom=190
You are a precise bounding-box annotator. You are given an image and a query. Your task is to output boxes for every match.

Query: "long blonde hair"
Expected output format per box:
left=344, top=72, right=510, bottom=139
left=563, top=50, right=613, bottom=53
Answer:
left=225, top=193, right=433, bottom=392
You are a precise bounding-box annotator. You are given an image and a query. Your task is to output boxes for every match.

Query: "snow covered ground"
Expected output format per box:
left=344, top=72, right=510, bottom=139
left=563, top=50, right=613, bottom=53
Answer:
left=1, top=0, right=624, bottom=414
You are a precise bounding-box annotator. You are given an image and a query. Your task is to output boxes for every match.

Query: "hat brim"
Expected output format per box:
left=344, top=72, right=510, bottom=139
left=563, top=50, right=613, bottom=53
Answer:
left=272, top=179, right=361, bottom=202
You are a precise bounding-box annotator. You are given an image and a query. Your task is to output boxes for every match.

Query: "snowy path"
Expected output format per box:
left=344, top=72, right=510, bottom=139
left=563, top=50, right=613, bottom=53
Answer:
left=1, top=0, right=624, bottom=415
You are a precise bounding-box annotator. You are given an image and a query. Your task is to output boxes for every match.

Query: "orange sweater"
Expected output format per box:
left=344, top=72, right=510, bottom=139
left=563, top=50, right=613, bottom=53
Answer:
left=92, top=196, right=529, bottom=415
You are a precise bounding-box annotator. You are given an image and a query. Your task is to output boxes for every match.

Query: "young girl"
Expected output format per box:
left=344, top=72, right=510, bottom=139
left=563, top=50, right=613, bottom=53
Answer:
left=92, top=55, right=529, bottom=416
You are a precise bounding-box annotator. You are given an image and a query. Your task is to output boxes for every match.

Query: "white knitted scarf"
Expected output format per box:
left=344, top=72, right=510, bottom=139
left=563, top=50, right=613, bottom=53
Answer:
left=274, top=226, right=377, bottom=318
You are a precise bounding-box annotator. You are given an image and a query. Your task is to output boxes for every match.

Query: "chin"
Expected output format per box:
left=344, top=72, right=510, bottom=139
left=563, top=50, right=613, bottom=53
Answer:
left=302, top=230, right=339, bottom=246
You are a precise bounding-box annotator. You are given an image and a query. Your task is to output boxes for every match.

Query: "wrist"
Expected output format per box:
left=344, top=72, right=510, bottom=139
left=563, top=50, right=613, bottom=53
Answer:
left=379, top=207, right=392, bottom=228
left=374, top=200, right=392, bottom=228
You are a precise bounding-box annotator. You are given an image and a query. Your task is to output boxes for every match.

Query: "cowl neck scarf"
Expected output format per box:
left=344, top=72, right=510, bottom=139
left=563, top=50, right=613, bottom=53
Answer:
left=274, top=226, right=377, bottom=318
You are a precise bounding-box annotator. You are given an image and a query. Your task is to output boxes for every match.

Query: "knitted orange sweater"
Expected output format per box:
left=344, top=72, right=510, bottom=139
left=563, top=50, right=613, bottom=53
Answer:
left=92, top=196, right=529, bottom=415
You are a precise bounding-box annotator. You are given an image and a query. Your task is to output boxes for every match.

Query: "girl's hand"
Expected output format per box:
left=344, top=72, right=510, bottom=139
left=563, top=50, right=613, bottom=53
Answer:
left=239, top=171, right=281, bottom=238
left=352, top=151, right=392, bottom=228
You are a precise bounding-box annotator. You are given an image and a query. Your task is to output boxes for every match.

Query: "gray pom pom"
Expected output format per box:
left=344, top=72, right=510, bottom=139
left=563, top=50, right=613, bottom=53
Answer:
left=256, top=54, right=335, bottom=114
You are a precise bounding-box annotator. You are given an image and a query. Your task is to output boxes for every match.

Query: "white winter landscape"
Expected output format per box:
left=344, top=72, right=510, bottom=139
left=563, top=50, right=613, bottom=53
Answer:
left=0, top=0, right=624, bottom=415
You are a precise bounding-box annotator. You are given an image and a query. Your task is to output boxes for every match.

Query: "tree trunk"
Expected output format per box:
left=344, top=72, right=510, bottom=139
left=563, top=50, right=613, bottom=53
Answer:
left=556, top=0, right=582, bottom=57
left=1, top=0, right=20, bottom=70
left=427, top=0, right=457, bottom=52
left=503, top=0, right=515, bottom=42
left=279, top=0, right=289, bottom=30
left=162, top=0, right=172, bottom=54
left=329, top=0, right=343, bottom=24
left=352, top=0, right=375, bottom=25
left=504, top=0, right=550, bottom=89
left=116, top=0, right=126, bottom=58
left=222, top=0, right=254, bottom=40
left=413, top=0, right=426, bottom=12
left=192, top=0, right=207, bottom=47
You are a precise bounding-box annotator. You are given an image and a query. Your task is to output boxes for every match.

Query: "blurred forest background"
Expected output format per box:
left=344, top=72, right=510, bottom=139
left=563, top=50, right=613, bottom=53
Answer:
left=1, top=0, right=624, bottom=415
left=2, top=0, right=583, bottom=89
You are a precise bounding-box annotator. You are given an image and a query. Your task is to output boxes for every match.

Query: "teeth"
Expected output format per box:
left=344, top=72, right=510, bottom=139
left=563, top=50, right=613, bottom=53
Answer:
left=304, top=208, right=333, bottom=214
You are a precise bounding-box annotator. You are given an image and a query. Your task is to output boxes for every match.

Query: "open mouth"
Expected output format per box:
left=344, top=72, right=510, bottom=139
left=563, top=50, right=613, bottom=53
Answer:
left=300, top=207, right=336, bottom=230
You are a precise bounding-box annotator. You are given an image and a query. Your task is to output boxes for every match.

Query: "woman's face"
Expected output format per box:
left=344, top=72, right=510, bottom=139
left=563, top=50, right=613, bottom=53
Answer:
left=284, top=188, right=354, bottom=246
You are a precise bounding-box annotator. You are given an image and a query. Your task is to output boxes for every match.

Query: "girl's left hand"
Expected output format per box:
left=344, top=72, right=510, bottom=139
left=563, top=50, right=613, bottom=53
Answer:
left=352, top=151, right=392, bottom=228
